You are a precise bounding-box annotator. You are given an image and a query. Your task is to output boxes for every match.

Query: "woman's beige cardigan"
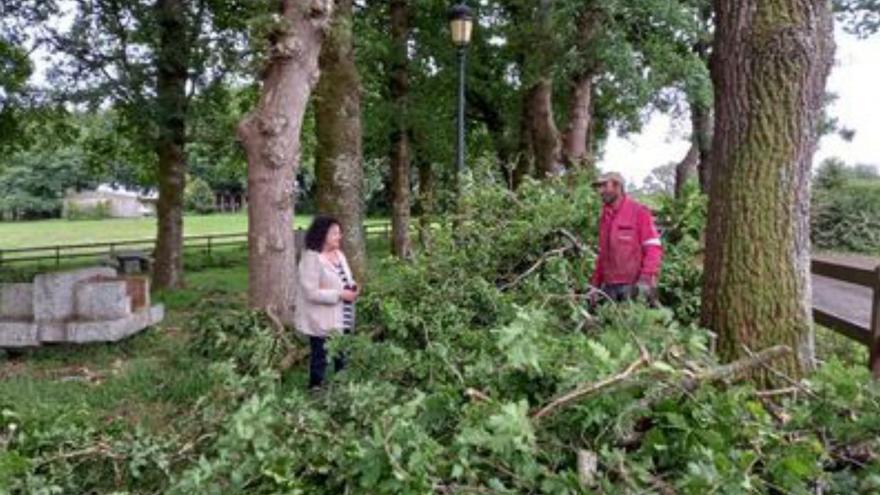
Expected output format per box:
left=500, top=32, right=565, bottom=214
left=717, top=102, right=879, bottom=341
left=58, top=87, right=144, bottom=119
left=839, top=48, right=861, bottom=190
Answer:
left=295, top=250, right=355, bottom=337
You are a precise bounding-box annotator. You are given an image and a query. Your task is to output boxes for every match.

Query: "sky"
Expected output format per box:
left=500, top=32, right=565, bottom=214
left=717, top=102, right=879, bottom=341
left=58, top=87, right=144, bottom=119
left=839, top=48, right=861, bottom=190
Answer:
left=599, top=26, right=880, bottom=187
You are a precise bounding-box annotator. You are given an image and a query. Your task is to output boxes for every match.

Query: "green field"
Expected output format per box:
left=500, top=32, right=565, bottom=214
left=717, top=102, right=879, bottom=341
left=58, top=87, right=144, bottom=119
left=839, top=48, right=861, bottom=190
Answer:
left=0, top=240, right=391, bottom=435
left=0, top=213, right=389, bottom=249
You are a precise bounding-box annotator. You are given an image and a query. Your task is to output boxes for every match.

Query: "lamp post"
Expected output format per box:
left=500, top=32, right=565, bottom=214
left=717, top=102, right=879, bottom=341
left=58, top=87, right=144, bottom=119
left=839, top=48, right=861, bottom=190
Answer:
left=449, top=4, right=473, bottom=200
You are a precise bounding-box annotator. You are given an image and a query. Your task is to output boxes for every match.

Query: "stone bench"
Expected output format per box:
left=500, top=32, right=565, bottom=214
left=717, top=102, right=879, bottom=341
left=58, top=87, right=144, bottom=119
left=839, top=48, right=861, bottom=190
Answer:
left=0, top=266, right=164, bottom=347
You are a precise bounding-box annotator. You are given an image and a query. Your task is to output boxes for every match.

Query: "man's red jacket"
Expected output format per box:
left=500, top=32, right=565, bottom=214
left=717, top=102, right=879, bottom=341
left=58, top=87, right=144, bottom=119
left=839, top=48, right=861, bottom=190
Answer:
left=591, top=195, right=663, bottom=287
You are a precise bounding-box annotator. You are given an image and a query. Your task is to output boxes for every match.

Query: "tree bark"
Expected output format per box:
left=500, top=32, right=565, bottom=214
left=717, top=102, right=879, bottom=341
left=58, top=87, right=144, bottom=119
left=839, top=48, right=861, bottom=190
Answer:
left=389, top=0, right=411, bottom=257
left=677, top=100, right=713, bottom=198
left=512, top=88, right=534, bottom=190
left=561, top=7, right=601, bottom=170
left=694, top=5, right=714, bottom=195
left=511, top=0, right=561, bottom=186
left=238, top=0, right=332, bottom=324
left=673, top=144, right=699, bottom=198
left=561, top=73, right=594, bottom=170
left=315, top=0, right=366, bottom=283
left=152, top=0, right=189, bottom=290
left=701, top=0, right=834, bottom=382
left=693, top=100, right=714, bottom=194
left=526, top=79, right=561, bottom=179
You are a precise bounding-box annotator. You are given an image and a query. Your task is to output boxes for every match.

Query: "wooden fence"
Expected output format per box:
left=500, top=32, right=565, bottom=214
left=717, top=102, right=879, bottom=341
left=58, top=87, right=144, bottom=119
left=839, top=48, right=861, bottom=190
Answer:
left=811, top=258, right=880, bottom=377
left=3, top=225, right=879, bottom=375
left=0, top=222, right=394, bottom=268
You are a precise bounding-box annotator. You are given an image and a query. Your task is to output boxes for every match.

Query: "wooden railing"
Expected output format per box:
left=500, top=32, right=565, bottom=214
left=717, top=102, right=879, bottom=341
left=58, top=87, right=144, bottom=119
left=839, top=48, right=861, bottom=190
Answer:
left=0, top=222, right=394, bottom=268
left=3, top=224, right=878, bottom=374
left=811, top=258, right=880, bottom=377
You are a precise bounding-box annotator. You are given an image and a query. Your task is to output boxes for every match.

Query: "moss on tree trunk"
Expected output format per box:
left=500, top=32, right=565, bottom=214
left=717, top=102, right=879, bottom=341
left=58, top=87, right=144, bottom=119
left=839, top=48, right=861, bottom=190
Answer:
left=152, top=0, right=188, bottom=290
left=389, top=0, right=411, bottom=258
left=702, top=0, right=834, bottom=383
left=315, top=0, right=367, bottom=283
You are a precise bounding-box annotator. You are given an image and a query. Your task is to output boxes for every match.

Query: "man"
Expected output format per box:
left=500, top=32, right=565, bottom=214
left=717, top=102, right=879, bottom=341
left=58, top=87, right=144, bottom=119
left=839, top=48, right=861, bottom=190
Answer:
left=589, top=172, right=663, bottom=307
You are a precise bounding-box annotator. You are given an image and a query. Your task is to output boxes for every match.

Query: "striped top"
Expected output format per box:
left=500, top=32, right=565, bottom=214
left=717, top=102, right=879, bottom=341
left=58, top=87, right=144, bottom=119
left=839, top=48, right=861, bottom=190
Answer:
left=334, top=261, right=355, bottom=331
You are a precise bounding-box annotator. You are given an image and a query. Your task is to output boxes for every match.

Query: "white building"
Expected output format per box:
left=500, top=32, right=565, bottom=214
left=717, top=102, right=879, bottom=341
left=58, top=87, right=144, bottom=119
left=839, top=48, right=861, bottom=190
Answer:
left=63, top=184, right=157, bottom=219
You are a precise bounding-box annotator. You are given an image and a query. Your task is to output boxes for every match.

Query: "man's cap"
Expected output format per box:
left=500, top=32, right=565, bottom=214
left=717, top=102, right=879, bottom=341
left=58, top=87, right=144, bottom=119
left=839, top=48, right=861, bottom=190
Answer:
left=592, top=171, right=626, bottom=188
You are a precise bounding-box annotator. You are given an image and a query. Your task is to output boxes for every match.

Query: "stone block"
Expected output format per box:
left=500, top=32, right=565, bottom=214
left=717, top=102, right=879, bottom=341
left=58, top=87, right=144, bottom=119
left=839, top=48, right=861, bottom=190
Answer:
left=0, top=283, right=33, bottom=320
left=66, top=318, right=130, bottom=343
left=149, top=304, right=165, bottom=325
left=67, top=304, right=163, bottom=343
left=0, top=321, right=39, bottom=347
left=38, top=322, right=67, bottom=342
left=33, top=267, right=116, bottom=322
left=75, top=281, right=130, bottom=321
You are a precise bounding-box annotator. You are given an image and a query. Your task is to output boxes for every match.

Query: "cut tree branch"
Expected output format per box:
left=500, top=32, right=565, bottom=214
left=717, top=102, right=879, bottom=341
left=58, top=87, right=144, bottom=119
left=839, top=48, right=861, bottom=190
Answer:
left=531, top=346, right=651, bottom=421
left=500, top=246, right=570, bottom=290
left=532, top=345, right=793, bottom=423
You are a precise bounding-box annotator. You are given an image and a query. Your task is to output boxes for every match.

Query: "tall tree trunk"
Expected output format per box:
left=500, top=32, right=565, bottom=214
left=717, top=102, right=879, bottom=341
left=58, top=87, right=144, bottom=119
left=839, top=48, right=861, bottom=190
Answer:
left=238, top=0, right=332, bottom=324
left=561, top=73, right=594, bottom=169
left=701, top=0, right=834, bottom=382
left=527, top=79, right=561, bottom=179
left=152, top=0, right=189, bottom=290
left=675, top=100, right=713, bottom=198
left=561, top=7, right=601, bottom=170
left=674, top=145, right=699, bottom=198
left=315, top=0, right=366, bottom=283
left=694, top=5, right=714, bottom=195
left=693, top=101, right=714, bottom=194
left=512, top=89, right=534, bottom=190
left=511, top=0, right=560, bottom=186
left=389, top=0, right=411, bottom=257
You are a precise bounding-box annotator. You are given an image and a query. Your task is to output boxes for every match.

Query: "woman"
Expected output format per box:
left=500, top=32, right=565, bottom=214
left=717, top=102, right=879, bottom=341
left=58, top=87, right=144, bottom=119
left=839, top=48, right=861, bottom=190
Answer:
left=296, top=215, right=359, bottom=389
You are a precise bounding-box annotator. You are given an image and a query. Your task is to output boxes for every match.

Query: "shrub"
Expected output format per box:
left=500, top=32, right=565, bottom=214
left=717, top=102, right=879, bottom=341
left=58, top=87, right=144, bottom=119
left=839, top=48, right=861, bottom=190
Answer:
left=184, top=176, right=216, bottom=214
left=812, top=182, right=880, bottom=253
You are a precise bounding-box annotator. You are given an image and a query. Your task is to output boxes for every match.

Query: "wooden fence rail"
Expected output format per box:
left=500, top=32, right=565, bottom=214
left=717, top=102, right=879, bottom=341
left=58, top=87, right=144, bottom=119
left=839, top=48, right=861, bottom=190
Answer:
left=0, top=223, right=395, bottom=268
left=4, top=226, right=878, bottom=375
left=811, top=258, right=880, bottom=377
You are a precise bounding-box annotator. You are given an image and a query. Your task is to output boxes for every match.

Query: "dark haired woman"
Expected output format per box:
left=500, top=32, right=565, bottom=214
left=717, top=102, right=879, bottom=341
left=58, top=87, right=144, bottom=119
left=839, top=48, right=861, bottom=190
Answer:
left=296, top=215, right=359, bottom=388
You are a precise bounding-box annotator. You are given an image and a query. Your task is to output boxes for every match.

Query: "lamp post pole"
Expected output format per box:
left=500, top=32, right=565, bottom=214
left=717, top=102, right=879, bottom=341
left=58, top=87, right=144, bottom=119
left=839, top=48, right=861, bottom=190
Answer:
left=455, top=45, right=467, bottom=198
left=449, top=3, right=473, bottom=208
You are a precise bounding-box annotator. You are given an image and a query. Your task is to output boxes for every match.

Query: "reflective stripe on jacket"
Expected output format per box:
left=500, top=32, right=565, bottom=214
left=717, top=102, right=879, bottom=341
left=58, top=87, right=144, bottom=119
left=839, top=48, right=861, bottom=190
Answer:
left=591, top=195, right=663, bottom=286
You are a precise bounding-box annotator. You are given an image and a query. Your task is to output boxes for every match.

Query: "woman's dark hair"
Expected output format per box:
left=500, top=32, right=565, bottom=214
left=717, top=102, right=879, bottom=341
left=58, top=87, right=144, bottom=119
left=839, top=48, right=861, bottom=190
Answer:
left=304, top=215, right=341, bottom=252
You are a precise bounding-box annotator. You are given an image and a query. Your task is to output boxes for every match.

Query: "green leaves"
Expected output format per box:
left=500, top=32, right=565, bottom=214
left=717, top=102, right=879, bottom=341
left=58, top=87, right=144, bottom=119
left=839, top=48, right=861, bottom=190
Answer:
left=6, top=175, right=880, bottom=493
left=494, top=308, right=549, bottom=374
left=457, top=400, right=536, bottom=458
left=811, top=166, right=880, bottom=254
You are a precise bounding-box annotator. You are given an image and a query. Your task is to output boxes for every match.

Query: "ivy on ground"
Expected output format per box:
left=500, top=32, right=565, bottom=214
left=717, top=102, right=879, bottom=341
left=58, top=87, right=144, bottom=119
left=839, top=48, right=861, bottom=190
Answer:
left=2, top=173, right=879, bottom=494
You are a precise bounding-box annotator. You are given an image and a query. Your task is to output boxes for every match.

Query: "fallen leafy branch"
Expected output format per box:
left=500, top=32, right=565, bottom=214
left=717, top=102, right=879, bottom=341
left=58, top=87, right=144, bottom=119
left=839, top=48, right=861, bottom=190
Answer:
left=531, top=346, right=652, bottom=421
left=500, top=246, right=571, bottom=290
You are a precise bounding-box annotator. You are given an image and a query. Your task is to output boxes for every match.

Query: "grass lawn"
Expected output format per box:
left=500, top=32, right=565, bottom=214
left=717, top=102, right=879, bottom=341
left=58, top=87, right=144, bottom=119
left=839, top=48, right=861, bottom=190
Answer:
left=0, top=242, right=393, bottom=434
left=0, top=263, right=250, bottom=433
left=0, top=212, right=390, bottom=249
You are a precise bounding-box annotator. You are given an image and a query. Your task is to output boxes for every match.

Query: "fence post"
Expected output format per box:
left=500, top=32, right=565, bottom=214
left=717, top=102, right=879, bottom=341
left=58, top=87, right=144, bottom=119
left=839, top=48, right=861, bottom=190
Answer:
left=0, top=248, right=3, bottom=268
left=869, top=265, right=880, bottom=379
left=55, top=246, right=60, bottom=267
left=207, top=235, right=213, bottom=256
